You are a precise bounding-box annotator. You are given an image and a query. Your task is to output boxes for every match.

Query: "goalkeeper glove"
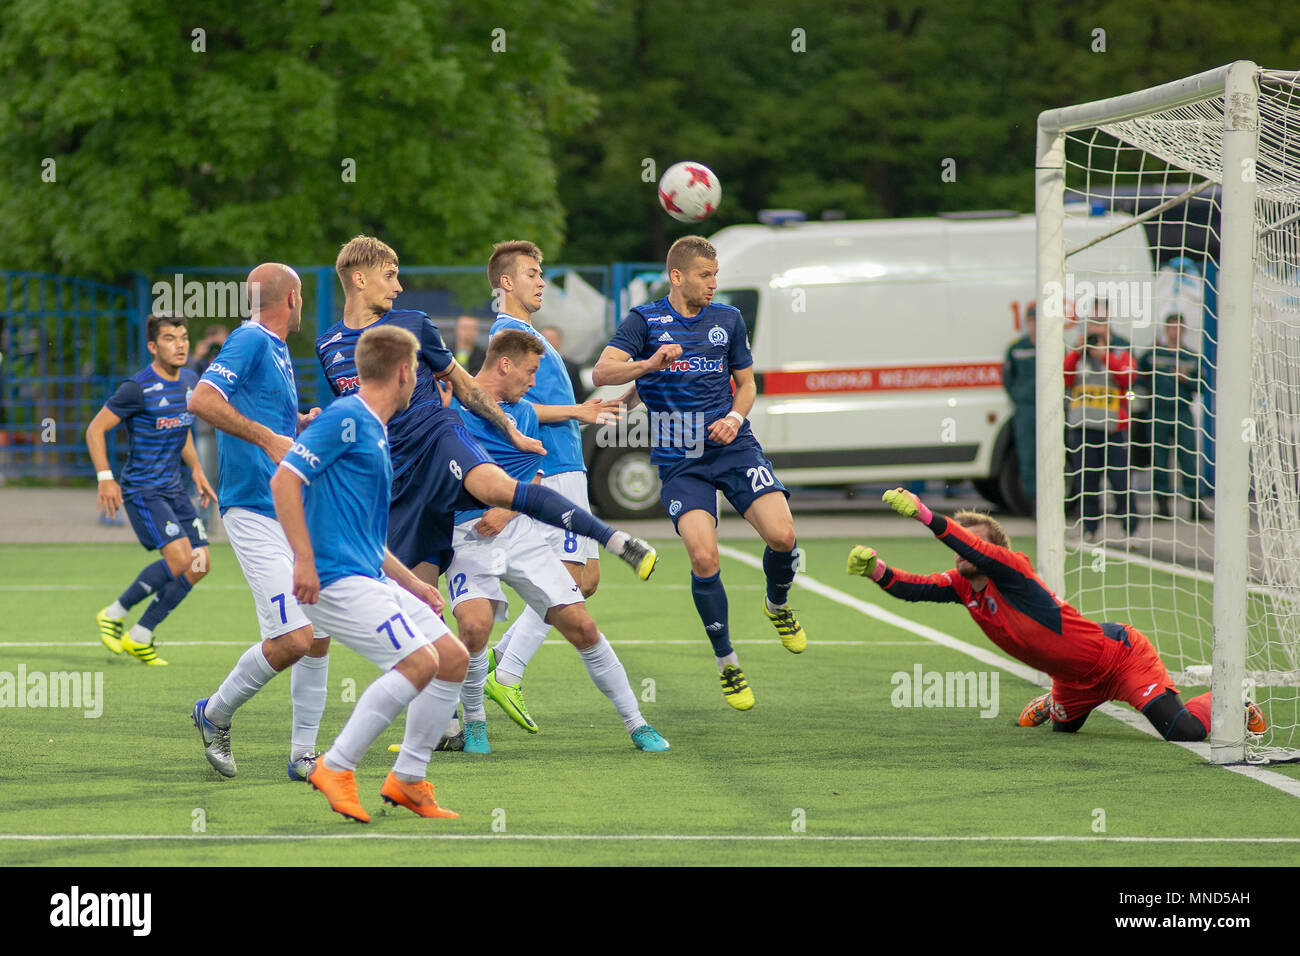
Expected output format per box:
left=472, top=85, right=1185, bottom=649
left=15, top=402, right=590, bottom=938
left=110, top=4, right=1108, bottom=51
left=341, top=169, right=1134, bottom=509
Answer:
left=882, top=487, right=933, bottom=524
left=846, top=545, right=886, bottom=581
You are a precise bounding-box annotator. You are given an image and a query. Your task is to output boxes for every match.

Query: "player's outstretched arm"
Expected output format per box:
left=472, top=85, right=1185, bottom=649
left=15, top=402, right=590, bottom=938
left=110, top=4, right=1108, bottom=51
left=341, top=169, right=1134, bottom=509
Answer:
left=382, top=549, right=445, bottom=614
left=85, top=406, right=124, bottom=518
left=443, top=362, right=545, bottom=455
left=270, top=466, right=319, bottom=605
left=846, top=545, right=886, bottom=581
left=591, top=344, right=682, bottom=387
left=882, top=487, right=934, bottom=524
left=190, top=381, right=293, bottom=462
left=883, top=487, right=1021, bottom=582
left=846, top=543, right=963, bottom=604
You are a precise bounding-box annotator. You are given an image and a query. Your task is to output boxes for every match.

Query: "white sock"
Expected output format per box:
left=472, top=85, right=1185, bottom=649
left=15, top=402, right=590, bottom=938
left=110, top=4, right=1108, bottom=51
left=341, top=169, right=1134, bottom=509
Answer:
left=716, top=652, right=739, bottom=672
left=325, top=670, right=419, bottom=772
left=460, top=649, right=489, bottom=722
left=579, top=634, right=643, bottom=733
left=498, top=604, right=551, bottom=684
left=206, top=643, right=278, bottom=726
left=393, top=677, right=464, bottom=781
left=606, top=530, right=630, bottom=556
left=128, top=624, right=153, bottom=644
left=105, top=601, right=127, bottom=619
left=290, top=652, right=329, bottom=759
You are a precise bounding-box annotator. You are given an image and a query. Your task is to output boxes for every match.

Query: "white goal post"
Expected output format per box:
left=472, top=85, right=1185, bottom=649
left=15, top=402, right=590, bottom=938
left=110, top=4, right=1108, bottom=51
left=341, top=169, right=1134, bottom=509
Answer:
left=1035, top=61, right=1300, bottom=764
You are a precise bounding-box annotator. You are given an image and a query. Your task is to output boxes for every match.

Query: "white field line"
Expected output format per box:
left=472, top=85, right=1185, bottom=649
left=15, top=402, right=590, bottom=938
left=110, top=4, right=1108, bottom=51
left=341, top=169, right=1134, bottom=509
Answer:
left=2, top=833, right=1299, bottom=844
left=717, top=544, right=1300, bottom=800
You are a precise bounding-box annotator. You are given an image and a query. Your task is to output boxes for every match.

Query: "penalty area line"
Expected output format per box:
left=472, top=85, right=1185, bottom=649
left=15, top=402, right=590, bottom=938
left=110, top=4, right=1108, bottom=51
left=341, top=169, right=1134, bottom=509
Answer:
left=717, top=544, right=1300, bottom=801
left=2, top=833, right=1299, bottom=844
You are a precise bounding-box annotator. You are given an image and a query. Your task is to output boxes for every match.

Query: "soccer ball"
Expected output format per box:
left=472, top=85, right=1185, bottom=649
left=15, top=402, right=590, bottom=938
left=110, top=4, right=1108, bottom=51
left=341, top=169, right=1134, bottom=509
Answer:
left=658, top=162, right=721, bottom=223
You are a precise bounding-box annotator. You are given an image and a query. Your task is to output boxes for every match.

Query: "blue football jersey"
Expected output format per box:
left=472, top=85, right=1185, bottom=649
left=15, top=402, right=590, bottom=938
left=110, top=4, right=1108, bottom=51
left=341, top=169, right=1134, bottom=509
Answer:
left=317, top=310, right=458, bottom=483
left=450, top=395, right=542, bottom=524
left=489, top=314, right=585, bottom=476
left=199, top=321, right=299, bottom=517
left=105, top=366, right=198, bottom=498
left=606, top=297, right=753, bottom=463
left=279, top=395, right=392, bottom=587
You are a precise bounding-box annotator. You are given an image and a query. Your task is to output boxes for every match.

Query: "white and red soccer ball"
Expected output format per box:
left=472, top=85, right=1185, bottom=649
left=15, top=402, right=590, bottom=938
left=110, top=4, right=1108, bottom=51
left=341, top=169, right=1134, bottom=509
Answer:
left=658, top=162, right=721, bottom=223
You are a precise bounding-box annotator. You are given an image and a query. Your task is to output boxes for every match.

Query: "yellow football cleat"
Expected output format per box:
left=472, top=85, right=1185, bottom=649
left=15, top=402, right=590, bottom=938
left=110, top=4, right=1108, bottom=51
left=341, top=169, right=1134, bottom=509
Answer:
left=763, top=598, right=806, bottom=653
left=121, top=634, right=167, bottom=666
left=97, top=609, right=125, bottom=654
left=720, top=664, right=755, bottom=711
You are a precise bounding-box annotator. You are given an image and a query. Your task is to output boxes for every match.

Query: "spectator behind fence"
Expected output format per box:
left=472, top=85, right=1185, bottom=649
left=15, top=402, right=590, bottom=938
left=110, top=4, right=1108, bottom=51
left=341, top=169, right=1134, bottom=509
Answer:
left=1002, top=302, right=1036, bottom=509
left=1138, top=313, right=1207, bottom=521
left=453, top=314, right=487, bottom=375
left=541, top=325, right=589, bottom=401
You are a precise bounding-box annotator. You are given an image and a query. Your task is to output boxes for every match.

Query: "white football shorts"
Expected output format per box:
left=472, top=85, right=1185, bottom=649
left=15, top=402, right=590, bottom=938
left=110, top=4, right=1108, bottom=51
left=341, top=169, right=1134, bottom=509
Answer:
left=446, top=514, right=584, bottom=622
left=535, top=469, right=600, bottom=563
left=223, top=507, right=314, bottom=640
left=300, top=574, right=450, bottom=671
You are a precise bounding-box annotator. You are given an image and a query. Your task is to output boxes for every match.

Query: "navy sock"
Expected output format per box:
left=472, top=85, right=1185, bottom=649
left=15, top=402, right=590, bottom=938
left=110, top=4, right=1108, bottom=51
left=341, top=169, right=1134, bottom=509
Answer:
left=691, top=571, right=731, bottom=657
left=510, top=483, right=614, bottom=546
left=763, top=543, right=799, bottom=606
left=138, top=575, right=194, bottom=631
left=118, top=559, right=174, bottom=610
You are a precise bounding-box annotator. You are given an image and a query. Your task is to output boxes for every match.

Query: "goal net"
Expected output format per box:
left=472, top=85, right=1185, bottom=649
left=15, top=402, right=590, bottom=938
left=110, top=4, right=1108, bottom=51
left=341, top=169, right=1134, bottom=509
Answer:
left=1036, top=62, right=1300, bottom=763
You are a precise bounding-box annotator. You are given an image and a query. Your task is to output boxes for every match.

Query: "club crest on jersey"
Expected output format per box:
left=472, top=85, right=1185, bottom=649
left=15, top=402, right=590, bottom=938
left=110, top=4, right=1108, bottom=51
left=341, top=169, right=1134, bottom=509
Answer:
left=708, top=325, right=729, bottom=347
left=668, top=499, right=682, bottom=516
left=164, top=521, right=180, bottom=538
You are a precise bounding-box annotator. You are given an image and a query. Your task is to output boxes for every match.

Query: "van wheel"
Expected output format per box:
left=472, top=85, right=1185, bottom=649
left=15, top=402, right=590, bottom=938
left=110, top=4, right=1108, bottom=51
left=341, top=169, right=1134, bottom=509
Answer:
left=589, top=447, right=662, bottom=520
left=972, top=476, right=1006, bottom=509
left=998, top=444, right=1033, bottom=516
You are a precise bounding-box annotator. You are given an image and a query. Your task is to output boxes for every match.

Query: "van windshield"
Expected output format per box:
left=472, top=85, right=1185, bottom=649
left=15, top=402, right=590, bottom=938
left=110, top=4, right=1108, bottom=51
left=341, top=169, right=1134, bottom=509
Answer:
left=714, top=288, right=758, bottom=341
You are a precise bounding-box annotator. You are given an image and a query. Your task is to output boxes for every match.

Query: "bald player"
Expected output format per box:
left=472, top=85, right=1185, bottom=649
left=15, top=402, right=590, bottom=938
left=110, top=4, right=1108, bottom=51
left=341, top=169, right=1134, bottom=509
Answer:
left=188, top=263, right=332, bottom=781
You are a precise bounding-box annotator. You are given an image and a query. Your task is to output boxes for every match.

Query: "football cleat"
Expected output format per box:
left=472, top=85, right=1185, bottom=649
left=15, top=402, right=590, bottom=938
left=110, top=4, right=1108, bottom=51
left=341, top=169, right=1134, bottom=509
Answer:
left=484, top=672, right=539, bottom=733
left=122, top=634, right=167, bottom=666
left=487, top=646, right=499, bottom=675
left=287, top=752, right=320, bottom=782
left=614, top=534, right=658, bottom=581
left=719, top=665, right=755, bottom=711
left=1246, top=699, right=1267, bottom=734
left=1018, top=693, right=1053, bottom=727
left=310, top=760, right=369, bottom=823
left=191, top=698, right=236, bottom=777
left=380, top=772, right=458, bottom=819
left=630, top=725, right=670, bottom=752
left=462, top=720, right=491, bottom=754
left=436, top=727, right=466, bottom=752
left=763, top=598, right=806, bottom=653
left=96, top=609, right=125, bottom=655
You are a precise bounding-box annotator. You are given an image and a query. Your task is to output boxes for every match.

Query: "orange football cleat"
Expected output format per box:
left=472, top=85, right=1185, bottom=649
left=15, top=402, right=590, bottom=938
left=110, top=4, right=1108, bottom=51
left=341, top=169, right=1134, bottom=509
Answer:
left=380, top=772, right=459, bottom=819
left=309, top=759, right=369, bottom=823
left=1018, top=693, right=1053, bottom=727
left=1246, top=699, right=1267, bottom=735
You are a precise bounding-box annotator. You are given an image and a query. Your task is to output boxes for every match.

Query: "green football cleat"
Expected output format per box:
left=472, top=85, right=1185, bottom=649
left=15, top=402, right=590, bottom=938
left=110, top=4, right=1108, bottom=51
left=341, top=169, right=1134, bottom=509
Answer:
left=484, top=672, right=538, bottom=733
left=719, top=664, right=755, bottom=710
left=97, top=608, right=125, bottom=655
left=122, top=633, right=167, bottom=666
left=763, top=598, right=806, bottom=653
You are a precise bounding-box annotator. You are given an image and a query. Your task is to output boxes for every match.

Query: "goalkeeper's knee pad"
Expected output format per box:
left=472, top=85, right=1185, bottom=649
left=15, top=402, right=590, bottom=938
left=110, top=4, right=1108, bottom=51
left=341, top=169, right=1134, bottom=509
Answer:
left=1141, top=690, right=1207, bottom=742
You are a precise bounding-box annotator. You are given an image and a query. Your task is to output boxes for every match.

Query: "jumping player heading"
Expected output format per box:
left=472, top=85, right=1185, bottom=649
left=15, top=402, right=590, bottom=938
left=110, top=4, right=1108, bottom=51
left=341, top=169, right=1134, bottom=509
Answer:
left=847, top=488, right=1267, bottom=741
left=593, top=235, right=805, bottom=710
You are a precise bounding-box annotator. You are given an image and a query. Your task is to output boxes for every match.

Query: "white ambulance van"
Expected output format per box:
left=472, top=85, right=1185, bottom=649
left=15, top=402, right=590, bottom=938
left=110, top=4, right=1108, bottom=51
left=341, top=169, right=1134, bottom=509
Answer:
left=585, top=208, right=1156, bottom=519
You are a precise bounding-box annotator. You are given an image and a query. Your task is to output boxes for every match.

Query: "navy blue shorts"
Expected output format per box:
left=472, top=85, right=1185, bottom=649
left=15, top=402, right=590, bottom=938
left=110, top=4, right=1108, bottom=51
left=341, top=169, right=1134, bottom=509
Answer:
left=388, top=421, right=494, bottom=569
left=123, top=491, right=208, bottom=551
left=658, top=434, right=788, bottom=532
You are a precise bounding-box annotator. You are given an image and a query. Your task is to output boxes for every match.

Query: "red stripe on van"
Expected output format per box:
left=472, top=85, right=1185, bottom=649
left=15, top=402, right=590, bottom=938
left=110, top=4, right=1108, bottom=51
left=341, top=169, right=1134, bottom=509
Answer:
left=762, top=363, right=1003, bottom=394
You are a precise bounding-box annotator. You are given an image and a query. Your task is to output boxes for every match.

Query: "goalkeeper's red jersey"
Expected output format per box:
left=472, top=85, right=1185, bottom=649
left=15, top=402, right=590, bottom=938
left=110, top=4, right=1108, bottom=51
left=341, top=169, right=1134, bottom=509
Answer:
left=877, top=516, right=1123, bottom=684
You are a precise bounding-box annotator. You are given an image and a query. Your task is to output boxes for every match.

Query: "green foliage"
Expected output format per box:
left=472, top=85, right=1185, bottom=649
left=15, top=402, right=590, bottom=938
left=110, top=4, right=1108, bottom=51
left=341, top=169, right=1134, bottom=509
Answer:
left=0, top=0, right=596, bottom=279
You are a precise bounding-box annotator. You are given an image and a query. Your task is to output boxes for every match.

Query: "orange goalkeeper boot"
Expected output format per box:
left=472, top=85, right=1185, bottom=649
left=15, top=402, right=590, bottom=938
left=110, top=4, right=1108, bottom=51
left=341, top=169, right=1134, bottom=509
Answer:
left=1019, top=693, right=1053, bottom=727
left=309, top=759, right=369, bottom=823
left=1246, top=699, right=1267, bottom=734
left=380, top=772, right=459, bottom=819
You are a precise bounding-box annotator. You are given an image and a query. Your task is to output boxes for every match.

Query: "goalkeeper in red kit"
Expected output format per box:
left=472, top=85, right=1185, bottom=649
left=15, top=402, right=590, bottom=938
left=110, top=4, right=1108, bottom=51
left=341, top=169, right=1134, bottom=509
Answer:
left=847, top=488, right=1266, bottom=741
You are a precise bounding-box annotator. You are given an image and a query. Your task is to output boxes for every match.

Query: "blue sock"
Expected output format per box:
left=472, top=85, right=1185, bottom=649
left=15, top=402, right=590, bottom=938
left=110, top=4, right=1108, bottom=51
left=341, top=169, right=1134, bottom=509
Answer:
left=118, top=559, right=174, bottom=610
left=763, top=543, right=799, bottom=606
left=691, top=571, right=731, bottom=657
left=138, top=575, right=194, bottom=631
left=511, top=483, right=614, bottom=546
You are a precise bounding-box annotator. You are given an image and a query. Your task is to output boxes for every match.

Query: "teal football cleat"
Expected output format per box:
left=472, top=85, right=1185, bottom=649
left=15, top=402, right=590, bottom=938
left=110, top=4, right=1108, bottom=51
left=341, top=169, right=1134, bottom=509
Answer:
left=630, top=725, right=670, bottom=752
left=462, top=720, right=491, bottom=754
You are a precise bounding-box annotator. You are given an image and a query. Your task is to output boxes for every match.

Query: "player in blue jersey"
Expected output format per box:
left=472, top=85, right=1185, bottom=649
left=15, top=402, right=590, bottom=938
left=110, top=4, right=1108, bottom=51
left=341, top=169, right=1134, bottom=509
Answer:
left=272, top=325, right=468, bottom=821
left=593, top=236, right=806, bottom=710
left=477, top=240, right=627, bottom=733
left=87, top=313, right=217, bottom=666
left=443, top=330, right=668, bottom=754
left=316, top=236, right=657, bottom=594
left=187, top=263, right=332, bottom=781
